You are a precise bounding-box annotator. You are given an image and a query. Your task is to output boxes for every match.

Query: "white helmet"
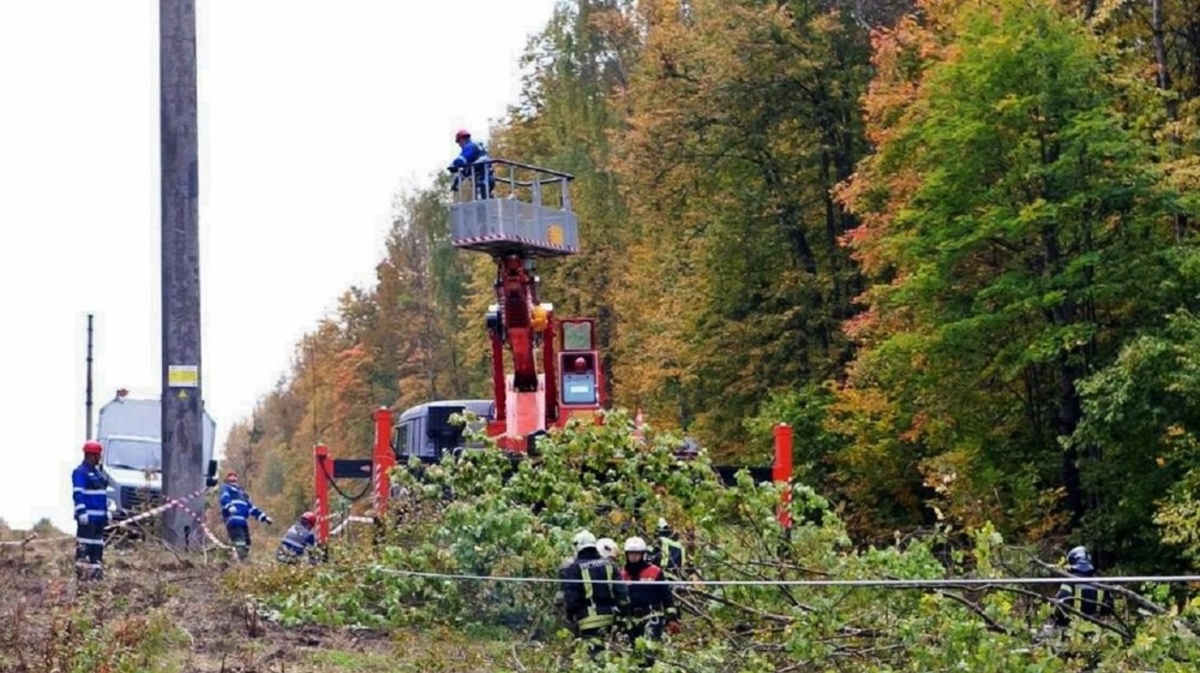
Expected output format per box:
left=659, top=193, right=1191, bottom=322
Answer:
left=624, top=536, right=648, bottom=553
left=572, top=529, right=597, bottom=552
left=657, top=517, right=671, bottom=532
left=597, top=537, right=617, bottom=558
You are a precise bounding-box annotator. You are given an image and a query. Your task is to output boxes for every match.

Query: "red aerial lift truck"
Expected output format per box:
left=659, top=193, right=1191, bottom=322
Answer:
left=448, top=158, right=607, bottom=452
left=309, top=157, right=794, bottom=545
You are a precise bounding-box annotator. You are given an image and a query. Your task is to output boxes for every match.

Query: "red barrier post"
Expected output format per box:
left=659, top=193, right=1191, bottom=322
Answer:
left=773, top=423, right=793, bottom=529
left=314, top=444, right=330, bottom=544
left=372, top=407, right=394, bottom=516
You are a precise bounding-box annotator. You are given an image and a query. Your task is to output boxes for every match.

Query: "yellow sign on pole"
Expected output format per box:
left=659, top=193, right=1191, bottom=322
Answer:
left=168, top=364, right=198, bottom=388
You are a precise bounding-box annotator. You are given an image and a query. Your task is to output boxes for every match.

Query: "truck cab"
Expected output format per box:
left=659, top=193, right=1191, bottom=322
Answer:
left=96, top=391, right=217, bottom=520
left=391, top=399, right=494, bottom=463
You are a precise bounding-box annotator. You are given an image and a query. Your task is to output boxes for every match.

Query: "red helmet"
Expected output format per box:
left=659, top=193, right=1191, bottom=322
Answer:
left=225, top=471, right=238, bottom=483
left=82, top=440, right=103, bottom=455
left=455, top=129, right=471, bottom=142
left=300, top=511, right=317, bottom=526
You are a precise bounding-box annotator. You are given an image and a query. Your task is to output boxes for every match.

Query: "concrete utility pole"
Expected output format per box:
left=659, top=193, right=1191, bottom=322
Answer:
left=160, top=0, right=204, bottom=549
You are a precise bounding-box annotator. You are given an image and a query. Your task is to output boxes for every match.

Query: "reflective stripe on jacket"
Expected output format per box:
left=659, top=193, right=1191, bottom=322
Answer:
left=659, top=536, right=686, bottom=578
left=72, top=460, right=110, bottom=525
left=561, top=549, right=630, bottom=631
left=1054, top=581, right=1114, bottom=624
left=219, top=483, right=266, bottom=525
left=277, top=522, right=315, bottom=558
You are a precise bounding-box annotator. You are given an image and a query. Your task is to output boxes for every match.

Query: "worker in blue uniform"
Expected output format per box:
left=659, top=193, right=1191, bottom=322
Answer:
left=72, top=440, right=111, bottom=581
left=1053, top=545, right=1115, bottom=625
left=219, top=471, right=272, bottom=560
left=276, top=511, right=320, bottom=564
left=448, top=129, right=495, bottom=199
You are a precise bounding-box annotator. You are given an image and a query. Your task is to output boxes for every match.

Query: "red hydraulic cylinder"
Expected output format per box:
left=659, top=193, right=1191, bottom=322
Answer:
left=488, top=329, right=507, bottom=437
left=543, top=313, right=558, bottom=426
left=500, top=256, right=538, bottom=392
left=372, top=407, right=394, bottom=516
left=314, top=444, right=331, bottom=544
left=773, top=423, right=793, bottom=529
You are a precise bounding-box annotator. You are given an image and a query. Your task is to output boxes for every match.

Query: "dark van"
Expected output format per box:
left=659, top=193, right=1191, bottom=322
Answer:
left=391, top=399, right=494, bottom=463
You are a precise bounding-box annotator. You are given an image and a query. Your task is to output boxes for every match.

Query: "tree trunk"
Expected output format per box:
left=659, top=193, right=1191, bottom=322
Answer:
left=1057, top=359, right=1085, bottom=526
left=1041, top=220, right=1087, bottom=524
left=1151, top=0, right=1189, bottom=240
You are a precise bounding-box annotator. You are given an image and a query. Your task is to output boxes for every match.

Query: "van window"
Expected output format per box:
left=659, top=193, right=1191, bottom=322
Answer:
left=395, top=421, right=412, bottom=457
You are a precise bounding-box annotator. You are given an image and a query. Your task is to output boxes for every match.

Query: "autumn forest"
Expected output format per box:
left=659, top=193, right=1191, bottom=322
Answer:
left=222, top=0, right=1200, bottom=574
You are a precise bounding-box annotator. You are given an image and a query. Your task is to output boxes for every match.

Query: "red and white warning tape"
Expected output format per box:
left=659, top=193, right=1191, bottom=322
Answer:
left=105, top=486, right=212, bottom=531
left=329, top=515, right=374, bottom=537
left=172, top=500, right=231, bottom=549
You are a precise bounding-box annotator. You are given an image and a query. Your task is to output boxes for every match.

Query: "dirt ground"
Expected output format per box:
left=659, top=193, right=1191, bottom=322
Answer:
left=0, top=535, right=514, bottom=672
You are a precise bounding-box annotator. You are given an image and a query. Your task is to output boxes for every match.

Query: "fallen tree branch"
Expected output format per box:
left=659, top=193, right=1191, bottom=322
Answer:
left=1031, top=558, right=1166, bottom=616
left=685, top=586, right=795, bottom=624
left=707, top=559, right=816, bottom=613
left=985, top=583, right=1132, bottom=642
left=934, top=588, right=1012, bottom=635
left=509, top=642, right=527, bottom=672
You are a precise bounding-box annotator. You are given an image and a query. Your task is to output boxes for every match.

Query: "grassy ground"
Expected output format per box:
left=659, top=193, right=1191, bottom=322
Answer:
left=0, top=535, right=520, bottom=672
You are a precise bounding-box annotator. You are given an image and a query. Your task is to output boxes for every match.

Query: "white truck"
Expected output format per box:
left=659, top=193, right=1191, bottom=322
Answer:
left=95, top=390, right=218, bottom=520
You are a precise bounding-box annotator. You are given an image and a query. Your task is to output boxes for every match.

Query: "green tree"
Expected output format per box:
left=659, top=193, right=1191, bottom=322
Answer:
left=838, top=0, right=1191, bottom=542
left=612, top=0, right=873, bottom=454
left=1071, top=309, right=1200, bottom=571
left=482, top=0, right=639, bottom=397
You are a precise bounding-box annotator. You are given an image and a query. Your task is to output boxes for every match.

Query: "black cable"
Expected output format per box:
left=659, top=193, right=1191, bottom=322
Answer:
left=321, top=464, right=373, bottom=502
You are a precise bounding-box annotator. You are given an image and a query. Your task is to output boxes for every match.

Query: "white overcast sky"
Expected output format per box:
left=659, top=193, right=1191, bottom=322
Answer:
left=0, top=1, right=559, bottom=531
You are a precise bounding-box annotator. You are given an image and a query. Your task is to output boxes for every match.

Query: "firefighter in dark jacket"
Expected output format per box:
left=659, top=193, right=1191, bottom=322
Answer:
left=72, top=440, right=111, bottom=581
left=620, top=536, right=680, bottom=665
left=653, top=517, right=688, bottom=580
left=560, top=529, right=629, bottom=654
left=1053, top=545, right=1114, bottom=626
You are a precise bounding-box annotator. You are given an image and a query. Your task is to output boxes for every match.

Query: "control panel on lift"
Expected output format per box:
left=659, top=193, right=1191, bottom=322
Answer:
left=557, top=318, right=604, bottom=417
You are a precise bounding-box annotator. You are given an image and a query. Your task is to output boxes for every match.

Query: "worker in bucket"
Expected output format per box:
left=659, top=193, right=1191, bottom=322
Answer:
left=560, top=529, right=629, bottom=656
left=447, top=129, right=494, bottom=198
left=275, top=511, right=320, bottom=565
left=219, top=471, right=272, bottom=560
left=72, top=440, right=111, bottom=581
left=620, top=536, right=681, bottom=666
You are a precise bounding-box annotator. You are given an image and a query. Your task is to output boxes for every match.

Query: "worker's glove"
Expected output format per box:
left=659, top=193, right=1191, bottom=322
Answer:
left=666, top=619, right=681, bottom=635
left=77, top=513, right=88, bottom=525
left=262, top=515, right=273, bottom=525
left=224, top=504, right=236, bottom=515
